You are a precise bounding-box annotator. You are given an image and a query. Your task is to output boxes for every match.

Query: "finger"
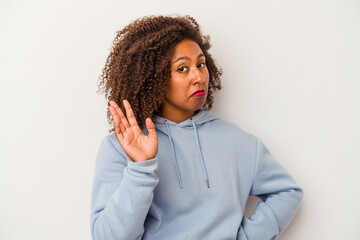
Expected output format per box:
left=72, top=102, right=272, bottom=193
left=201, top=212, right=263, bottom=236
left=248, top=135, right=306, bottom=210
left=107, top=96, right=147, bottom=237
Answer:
left=109, top=105, right=126, bottom=138
left=110, top=100, right=130, bottom=129
left=109, top=101, right=127, bottom=134
left=123, top=100, right=139, bottom=127
left=145, top=118, right=157, bottom=139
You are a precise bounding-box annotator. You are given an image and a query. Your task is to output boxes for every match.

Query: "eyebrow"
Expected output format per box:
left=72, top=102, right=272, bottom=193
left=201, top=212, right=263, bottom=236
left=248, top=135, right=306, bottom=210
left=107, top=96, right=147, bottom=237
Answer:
left=173, top=53, right=205, bottom=63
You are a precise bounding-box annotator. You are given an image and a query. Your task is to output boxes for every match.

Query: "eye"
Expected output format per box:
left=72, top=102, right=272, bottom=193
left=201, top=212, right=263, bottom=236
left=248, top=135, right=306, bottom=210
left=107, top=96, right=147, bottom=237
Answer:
left=197, top=62, right=206, bottom=68
left=178, top=66, right=188, bottom=72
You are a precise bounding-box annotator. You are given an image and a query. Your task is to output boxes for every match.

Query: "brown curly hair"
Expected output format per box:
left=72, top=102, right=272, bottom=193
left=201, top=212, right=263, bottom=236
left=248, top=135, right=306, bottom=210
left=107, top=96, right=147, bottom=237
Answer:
left=97, top=15, right=222, bottom=132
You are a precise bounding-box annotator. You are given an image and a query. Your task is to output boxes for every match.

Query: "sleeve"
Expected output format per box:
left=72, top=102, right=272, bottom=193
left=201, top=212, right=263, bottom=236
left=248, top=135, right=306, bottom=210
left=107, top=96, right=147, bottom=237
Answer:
left=90, top=136, right=159, bottom=240
left=238, top=137, right=303, bottom=240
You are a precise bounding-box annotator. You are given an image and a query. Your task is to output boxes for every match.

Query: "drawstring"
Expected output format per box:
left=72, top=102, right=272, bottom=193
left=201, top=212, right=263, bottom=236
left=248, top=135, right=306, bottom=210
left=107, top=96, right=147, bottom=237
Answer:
left=190, top=117, right=210, bottom=188
left=163, top=118, right=210, bottom=189
left=164, top=119, right=183, bottom=189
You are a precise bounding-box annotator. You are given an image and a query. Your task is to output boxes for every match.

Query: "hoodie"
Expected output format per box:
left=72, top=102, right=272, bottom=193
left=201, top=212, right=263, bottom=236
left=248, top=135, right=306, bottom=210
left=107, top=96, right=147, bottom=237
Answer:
left=90, top=109, right=303, bottom=240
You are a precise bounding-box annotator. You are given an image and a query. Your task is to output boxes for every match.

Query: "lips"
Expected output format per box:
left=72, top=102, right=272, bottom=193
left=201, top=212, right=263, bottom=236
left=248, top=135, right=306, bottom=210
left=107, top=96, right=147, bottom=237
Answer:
left=191, top=89, right=206, bottom=97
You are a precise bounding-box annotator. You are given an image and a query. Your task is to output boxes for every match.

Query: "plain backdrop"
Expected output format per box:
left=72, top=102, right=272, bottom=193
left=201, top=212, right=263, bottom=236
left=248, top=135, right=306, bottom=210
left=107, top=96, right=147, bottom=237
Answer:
left=1, top=0, right=359, bottom=239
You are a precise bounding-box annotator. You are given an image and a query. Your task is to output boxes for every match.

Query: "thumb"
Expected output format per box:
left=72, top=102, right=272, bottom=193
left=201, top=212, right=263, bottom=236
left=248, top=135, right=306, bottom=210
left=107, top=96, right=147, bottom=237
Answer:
left=145, top=118, right=157, bottom=139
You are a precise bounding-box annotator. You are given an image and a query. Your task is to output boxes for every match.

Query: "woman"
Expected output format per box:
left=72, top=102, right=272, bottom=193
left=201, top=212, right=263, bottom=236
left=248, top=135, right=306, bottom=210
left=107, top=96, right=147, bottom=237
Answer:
left=91, top=15, right=303, bottom=240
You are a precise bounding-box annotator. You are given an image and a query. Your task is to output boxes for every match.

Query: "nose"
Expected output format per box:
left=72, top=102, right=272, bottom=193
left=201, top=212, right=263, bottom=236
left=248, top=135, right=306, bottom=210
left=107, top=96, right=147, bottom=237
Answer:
left=191, top=67, right=205, bottom=85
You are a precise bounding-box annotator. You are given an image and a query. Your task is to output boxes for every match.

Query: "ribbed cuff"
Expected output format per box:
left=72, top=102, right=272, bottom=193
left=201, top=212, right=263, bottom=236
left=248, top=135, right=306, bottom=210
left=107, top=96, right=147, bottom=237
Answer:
left=126, top=157, right=159, bottom=176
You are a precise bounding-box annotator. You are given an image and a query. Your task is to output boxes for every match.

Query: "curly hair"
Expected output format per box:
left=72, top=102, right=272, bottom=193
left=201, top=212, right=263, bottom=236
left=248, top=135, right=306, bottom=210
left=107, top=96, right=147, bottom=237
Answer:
left=97, top=15, right=222, bottom=132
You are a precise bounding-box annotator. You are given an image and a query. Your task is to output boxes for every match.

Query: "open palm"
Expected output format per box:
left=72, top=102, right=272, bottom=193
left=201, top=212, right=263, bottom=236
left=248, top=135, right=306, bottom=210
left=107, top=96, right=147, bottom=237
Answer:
left=109, top=100, right=158, bottom=162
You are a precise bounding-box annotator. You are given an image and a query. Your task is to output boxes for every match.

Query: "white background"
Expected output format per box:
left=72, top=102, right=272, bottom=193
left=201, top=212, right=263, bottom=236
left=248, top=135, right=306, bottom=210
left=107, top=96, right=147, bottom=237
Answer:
left=1, top=0, right=359, bottom=239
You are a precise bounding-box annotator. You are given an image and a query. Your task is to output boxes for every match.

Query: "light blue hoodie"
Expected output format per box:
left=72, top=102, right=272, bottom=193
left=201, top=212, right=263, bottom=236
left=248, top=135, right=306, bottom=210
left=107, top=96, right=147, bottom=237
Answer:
left=91, top=109, right=303, bottom=240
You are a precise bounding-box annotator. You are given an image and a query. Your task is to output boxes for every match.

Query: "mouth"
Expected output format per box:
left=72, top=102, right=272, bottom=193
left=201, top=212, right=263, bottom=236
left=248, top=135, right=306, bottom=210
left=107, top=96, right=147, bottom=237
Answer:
left=191, top=89, right=206, bottom=97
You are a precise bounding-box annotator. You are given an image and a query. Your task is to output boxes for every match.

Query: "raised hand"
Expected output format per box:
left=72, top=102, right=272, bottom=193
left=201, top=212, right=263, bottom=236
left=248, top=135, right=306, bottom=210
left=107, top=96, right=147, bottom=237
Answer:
left=108, top=100, right=158, bottom=162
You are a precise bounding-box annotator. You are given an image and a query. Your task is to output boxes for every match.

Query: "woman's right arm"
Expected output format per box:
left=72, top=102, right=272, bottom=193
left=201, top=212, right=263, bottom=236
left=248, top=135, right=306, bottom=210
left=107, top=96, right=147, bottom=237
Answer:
left=91, top=100, right=159, bottom=239
left=90, top=136, right=159, bottom=240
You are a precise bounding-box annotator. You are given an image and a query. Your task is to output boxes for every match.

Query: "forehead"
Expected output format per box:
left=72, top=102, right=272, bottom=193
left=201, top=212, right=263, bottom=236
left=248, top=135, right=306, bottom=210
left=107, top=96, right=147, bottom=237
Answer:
left=171, top=39, right=204, bottom=60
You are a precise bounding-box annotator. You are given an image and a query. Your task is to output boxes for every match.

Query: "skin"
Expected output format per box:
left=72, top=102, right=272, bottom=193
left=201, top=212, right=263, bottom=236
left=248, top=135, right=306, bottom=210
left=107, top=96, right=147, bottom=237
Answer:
left=108, top=39, right=209, bottom=162
left=160, top=39, right=209, bottom=123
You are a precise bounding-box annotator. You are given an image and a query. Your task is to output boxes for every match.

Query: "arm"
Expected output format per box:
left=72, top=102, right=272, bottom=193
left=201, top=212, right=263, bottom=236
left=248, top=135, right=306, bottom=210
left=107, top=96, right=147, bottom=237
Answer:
left=239, top=137, right=303, bottom=240
left=90, top=136, right=159, bottom=240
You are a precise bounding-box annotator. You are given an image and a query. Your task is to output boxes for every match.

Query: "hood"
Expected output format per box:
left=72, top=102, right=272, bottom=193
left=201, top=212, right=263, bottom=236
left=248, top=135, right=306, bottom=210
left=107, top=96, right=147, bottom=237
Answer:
left=154, top=109, right=220, bottom=132
left=152, top=109, right=221, bottom=189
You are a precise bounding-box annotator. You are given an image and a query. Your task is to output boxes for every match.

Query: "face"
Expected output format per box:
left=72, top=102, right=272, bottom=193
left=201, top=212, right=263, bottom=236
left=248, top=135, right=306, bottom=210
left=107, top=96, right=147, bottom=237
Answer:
left=161, top=39, right=210, bottom=122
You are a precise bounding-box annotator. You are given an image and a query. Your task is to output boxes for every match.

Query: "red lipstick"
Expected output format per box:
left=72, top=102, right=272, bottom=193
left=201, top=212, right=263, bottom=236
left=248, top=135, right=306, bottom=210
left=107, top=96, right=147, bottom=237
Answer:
left=191, top=90, right=205, bottom=97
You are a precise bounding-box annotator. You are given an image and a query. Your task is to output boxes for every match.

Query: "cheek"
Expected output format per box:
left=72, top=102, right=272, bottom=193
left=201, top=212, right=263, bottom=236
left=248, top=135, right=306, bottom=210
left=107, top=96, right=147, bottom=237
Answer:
left=204, top=69, right=210, bottom=82
left=205, top=75, right=210, bottom=88
left=167, top=82, right=184, bottom=99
